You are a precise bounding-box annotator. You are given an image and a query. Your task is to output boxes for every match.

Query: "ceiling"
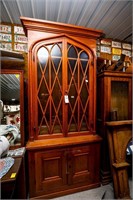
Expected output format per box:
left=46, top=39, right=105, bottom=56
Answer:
left=0, top=0, right=132, bottom=43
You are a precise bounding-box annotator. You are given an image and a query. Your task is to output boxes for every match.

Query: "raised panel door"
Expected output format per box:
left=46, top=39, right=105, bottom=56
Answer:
left=68, top=144, right=100, bottom=187
left=34, top=149, right=67, bottom=195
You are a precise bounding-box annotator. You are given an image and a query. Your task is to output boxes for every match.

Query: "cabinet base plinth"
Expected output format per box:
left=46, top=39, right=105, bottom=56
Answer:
left=30, top=183, right=101, bottom=199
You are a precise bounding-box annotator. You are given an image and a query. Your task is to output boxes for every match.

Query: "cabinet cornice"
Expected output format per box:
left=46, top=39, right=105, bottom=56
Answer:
left=20, top=16, right=103, bottom=39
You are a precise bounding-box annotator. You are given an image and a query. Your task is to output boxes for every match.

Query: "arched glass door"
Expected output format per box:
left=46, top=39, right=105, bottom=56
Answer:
left=37, top=42, right=63, bottom=135
left=36, top=38, right=93, bottom=137
left=67, top=44, right=90, bottom=133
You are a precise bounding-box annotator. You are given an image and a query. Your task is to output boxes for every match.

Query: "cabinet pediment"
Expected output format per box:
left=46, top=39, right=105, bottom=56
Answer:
left=30, top=34, right=95, bottom=58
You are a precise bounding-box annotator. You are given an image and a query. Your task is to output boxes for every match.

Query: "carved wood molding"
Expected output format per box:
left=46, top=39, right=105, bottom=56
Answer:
left=20, top=16, right=103, bottom=39
left=106, top=120, right=132, bottom=199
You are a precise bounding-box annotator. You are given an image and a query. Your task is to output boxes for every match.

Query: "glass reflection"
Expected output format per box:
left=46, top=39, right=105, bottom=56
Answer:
left=37, top=47, right=49, bottom=67
left=0, top=73, right=21, bottom=146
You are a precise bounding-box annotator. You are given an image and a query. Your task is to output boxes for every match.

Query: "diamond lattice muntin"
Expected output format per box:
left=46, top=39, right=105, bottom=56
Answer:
left=37, top=41, right=90, bottom=135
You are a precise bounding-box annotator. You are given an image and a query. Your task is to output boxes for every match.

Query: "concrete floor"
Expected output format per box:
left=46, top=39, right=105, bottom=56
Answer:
left=53, top=183, right=114, bottom=200
left=53, top=178, right=132, bottom=200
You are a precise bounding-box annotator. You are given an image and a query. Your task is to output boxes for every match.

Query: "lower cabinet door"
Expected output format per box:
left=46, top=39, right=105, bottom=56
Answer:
left=34, top=148, right=67, bottom=195
left=69, top=144, right=100, bottom=186
left=28, top=143, right=101, bottom=198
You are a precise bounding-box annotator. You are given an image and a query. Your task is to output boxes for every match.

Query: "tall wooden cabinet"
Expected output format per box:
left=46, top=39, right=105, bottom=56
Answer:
left=21, top=17, right=103, bottom=198
left=97, top=71, right=132, bottom=185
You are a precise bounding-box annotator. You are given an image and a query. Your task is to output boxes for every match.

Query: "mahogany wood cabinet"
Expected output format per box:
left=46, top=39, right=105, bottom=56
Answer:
left=97, top=71, right=132, bottom=185
left=27, top=136, right=101, bottom=198
left=21, top=17, right=103, bottom=198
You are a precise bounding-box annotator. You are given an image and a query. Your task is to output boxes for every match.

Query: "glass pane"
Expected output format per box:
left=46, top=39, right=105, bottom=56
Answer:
left=69, top=118, right=78, bottom=132
left=68, top=59, right=77, bottom=72
left=68, top=82, right=77, bottom=108
left=52, top=58, right=61, bottom=71
left=37, top=47, right=48, bottom=68
left=38, top=103, right=43, bottom=125
left=68, top=59, right=78, bottom=86
left=68, top=45, right=77, bottom=58
left=39, top=118, right=49, bottom=135
left=38, top=79, right=49, bottom=110
left=0, top=73, right=21, bottom=146
left=80, top=51, right=89, bottom=59
left=111, top=81, right=129, bottom=120
left=51, top=103, right=62, bottom=134
left=37, top=62, right=42, bottom=87
left=51, top=44, right=62, bottom=57
left=68, top=101, right=78, bottom=132
left=52, top=119, right=62, bottom=133
left=80, top=118, right=88, bottom=131
left=44, top=62, right=49, bottom=87
left=81, top=60, right=88, bottom=72
left=80, top=82, right=88, bottom=106
left=52, top=81, right=62, bottom=108
left=1, top=74, right=20, bottom=103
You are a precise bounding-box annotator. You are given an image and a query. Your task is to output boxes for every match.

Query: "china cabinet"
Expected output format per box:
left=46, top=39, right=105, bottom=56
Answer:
left=97, top=71, right=132, bottom=184
left=21, top=17, right=103, bottom=198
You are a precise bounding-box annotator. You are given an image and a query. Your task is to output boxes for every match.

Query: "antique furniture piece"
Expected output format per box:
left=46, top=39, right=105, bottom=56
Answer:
left=1, top=157, right=26, bottom=199
left=21, top=17, right=103, bottom=199
left=106, top=120, right=132, bottom=199
left=0, top=69, right=25, bottom=148
left=97, top=71, right=132, bottom=184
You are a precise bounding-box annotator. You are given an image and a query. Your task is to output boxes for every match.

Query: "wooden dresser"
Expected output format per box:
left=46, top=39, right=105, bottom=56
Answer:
left=21, top=17, right=103, bottom=199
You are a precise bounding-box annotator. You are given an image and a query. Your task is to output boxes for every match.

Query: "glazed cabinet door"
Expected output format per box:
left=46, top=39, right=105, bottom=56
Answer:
left=30, top=37, right=95, bottom=140
left=33, top=149, right=67, bottom=196
left=67, top=43, right=93, bottom=134
left=110, top=78, right=132, bottom=120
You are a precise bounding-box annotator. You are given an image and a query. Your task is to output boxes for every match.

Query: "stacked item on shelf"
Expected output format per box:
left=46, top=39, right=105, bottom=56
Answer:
left=0, top=157, right=14, bottom=179
left=97, top=54, right=132, bottom=73
left=96, top=38, right=132, bottom=73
